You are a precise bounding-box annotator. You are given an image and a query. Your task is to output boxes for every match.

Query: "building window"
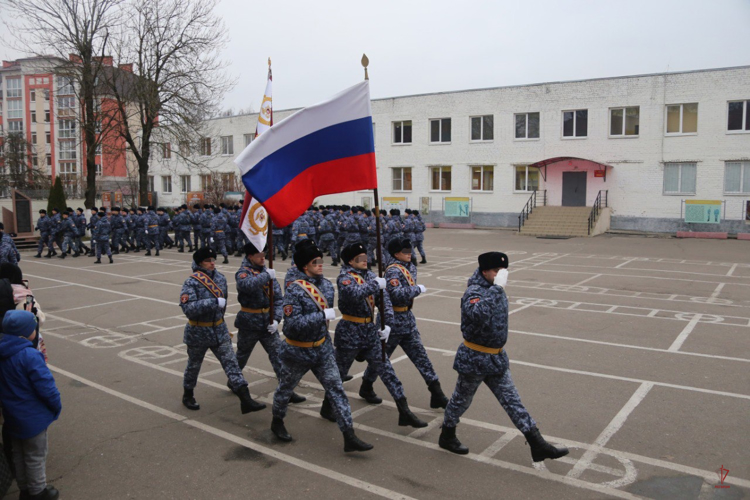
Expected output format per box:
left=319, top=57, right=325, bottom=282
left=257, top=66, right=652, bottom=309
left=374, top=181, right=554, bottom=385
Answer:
left=666, top=103, right=698, bottom=135
left=199, top=138, right=211, bottom=156
left=663, top=162, right=696, bottom=195
left=95, top=143, right=102, bottom=155
left=392, top=121, right=412, bottom=144
left=392, top=167, right=412, bottom=191
left=221, top=136, right=234, bottom=155
left=31, top=132, right=37, bottom=145
left=58, top=140, right=76, bottom=160
left=220, top=172, right=235, bottom=190
left=8, top=121, right=23, bottom=133
left=724, top=161, right=750, bottom=194
left=471, top=166, right=494, bottom=191
left=58, top=96, right=76, bottom=116
left=59, top=163, right=77, bottom=175
left=44, top=110, right=50, bottom=123
left=180, top=175, right=191, bottom=193
left=515, top=112, right=540, bottom=139
left=470, top=115, right=493, bottom=141
left=32, top=156, right=38, bottom=168
left=244, top=134, right=254, bottom=147
left=29, top=89, right=36, bottom=102
left=6, top=79, right=21, bottom=98
left=162, top=142, right=171, bottom=159
left=179, top=141, right=190, bottom=157
left=95, top=164, right=102, bottom=176
left=30, top=111, right=37, bottom=123
left=161, top=175, right=172, bottom=193
left=610, top=107, right=640, bottom=136
left=563, top=110, right=588, bottom=138
left=200, top=174, right=210, bottom=191
left=45, top=132, right=51, bottom=144
left=515, top=165, right=540, bottom=192
left=46, top=154, right=52, bottom=166
left=430, top=166, right=451, bottom=191
left=7, top=100, right=22, bottom=119
left=430, top=118, right=451, bottom=143
left=57, top=77, right=74, bottom=95
left=727, top=101, right=750, bottom=132
left=147, top=175, right=154, bottom=192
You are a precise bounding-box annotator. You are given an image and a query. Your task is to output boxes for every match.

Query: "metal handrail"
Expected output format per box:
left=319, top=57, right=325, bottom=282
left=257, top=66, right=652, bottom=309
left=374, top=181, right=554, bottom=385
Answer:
left=587, top=190, right=608, bottom=235
left=517, top=189, right=547, bottom=232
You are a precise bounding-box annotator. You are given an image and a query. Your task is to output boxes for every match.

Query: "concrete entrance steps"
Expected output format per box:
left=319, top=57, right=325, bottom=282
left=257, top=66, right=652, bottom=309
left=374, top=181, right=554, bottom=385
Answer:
left=519, top=206, right=592, bottom=237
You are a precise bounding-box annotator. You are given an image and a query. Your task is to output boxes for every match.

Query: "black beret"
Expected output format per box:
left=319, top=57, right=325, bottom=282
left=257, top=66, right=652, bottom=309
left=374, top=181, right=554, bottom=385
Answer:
left=38, top=209, right=47, bottom=214
left=91, top=207, right=98, bottom=211
left=341, top=243, right=366, bottom=264
left=213, top=207, right=221, bottom=214
left=405, top=209, right=412, bottom=214
left=203, top=204, right=211, bottom=209
left=387, top=237, right=412, bottom=256
left=478, top=252, right=509, bottom=271
left=147, top=206, right=155, bottom=211
left=77, top=208, right=83, bottom=212
left=413, top=210, right=420, bottom=216
left=97, top=211, right=105, bottom=217
left=66, top=207, right=74, bottom=212
left=112, top=207, right=120, bottom=212
left=193, top=204, right=201, bottom=209
left=181, top=204, right=188, bottom=210
left=193, top=247, right=217, bottom=264
left=294, top=242, right=323, bottom=270
left=243, top=242, right=262, bottom=255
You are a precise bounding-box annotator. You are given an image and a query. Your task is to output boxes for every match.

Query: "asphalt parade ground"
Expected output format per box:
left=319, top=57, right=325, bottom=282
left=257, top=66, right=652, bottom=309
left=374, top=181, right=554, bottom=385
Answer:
left=6, top=229, right=750, bottom=499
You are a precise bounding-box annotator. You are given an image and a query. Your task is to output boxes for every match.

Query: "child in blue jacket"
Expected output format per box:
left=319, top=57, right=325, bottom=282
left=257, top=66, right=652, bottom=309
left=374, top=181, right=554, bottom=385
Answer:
left=0, top=310, right=61, bottom=500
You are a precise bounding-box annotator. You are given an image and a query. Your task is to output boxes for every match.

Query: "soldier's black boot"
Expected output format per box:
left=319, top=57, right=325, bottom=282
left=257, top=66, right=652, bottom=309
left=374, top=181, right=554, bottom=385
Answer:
left=236, top=385, right=266, bottom=414
left=420, top=257, right=427, bottom=264
left=222, top=256, right=229, bottom=264
left=358, top=380, right=382, bottom=405
left=145, top=250, right=151, bottom=256
left=29, top=485, right=59, bottom=500
left=94, top=258, right=101, bottom=264
left=438, top=425, right=469, bottom=455
left=396, top=397, right=428, bottom=428
left=271, top=417, right=292, bottom=442
left=182, top=388, right=200, bottom=410
left=109, top=255, right=114, bottom=264
left=58, top=252, right=66, bottom=259
left=155, top=249, right=160, bottom=256
left=289, top=392, right=307, bottom=404
left=428, top=380, right=449, bottom=409
left=523, top=426, right=569, bottom=462
left=44, top=250, right=52, bottom=258
left=34, top=253, right=41, bottom=258
left=319, top=397, right=336, bottom=422
left=343, top=429, right=373, bottom=452
left=73, top=250, right=80, bottom=257
left=178, top=247, right=184, bottom=253
left=341, top=374, right=353, bottom=382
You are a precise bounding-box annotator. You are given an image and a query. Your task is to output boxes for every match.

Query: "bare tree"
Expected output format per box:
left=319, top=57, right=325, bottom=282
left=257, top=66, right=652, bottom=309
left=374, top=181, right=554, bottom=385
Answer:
left=3, top=0, right=124, bottom=208
left=104, top=0, right=234, bottom=205
left=0, top=132, right=54, bottom=195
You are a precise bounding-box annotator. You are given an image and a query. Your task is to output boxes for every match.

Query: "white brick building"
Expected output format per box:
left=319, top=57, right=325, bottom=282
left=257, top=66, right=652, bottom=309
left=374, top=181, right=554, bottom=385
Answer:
left=149, top=65, right=750, bottom=233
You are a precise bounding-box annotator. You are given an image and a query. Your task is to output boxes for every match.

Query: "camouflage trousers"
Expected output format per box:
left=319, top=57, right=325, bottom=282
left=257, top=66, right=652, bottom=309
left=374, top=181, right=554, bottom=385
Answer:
left=183, top=340, right=247, bottom=391
left=95, top=240, right=112, bottom=258
left=61, top=235, right=76, bottom=254
left=212, top=235, right=228, bottom=258
left=443, top=371, right=536, bottom=433
left=414, top=240, right=425, bottom=259
left=318, top=236, right=338, bottom=262
left=362, top=332, right=439, bottom=386
left=273, top=340, right=353, bottom=432
left=37, top=234, right=51, bottom=254
left=147, top=230, right=161, bottom=251
left=236, top=328, right=285, bottom=377
left=335, top=343, right=404, bottom=401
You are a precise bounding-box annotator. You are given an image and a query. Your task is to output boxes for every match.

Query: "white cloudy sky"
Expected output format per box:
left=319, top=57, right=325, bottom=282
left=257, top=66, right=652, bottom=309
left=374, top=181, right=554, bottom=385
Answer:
left=3, top=0, right=749, bottom=112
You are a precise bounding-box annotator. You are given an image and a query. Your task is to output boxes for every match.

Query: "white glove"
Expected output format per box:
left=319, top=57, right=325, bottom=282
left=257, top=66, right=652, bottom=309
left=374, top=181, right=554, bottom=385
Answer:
left=378, top=325, right=391, bottom=342
left=266, top=268, right=276, bottom=280
left=217, top=297, right=227, bottom=308
left=267, top=320, right=278, bottom=334
left=210, top=237, right=214, bottom=243
left=373, top=277, right=386, bottom=289
left=323, top=308, right=336, bottom=321
left=144, top=230, right=148, bottom=234
left=494, top=269, right=509, bottom=288
left=418, top=284, right=426, bottom=293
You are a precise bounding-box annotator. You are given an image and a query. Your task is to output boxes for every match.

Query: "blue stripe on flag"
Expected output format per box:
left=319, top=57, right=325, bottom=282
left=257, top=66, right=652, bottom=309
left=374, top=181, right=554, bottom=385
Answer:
left=242, top=116, right=374, bottom=202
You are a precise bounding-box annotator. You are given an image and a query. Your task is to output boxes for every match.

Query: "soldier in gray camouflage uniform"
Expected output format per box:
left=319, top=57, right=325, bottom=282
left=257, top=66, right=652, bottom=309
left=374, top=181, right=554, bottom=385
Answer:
left=330, top=243, right=427, bottom=428
left=180, top=247, right=266, bottom=414
left=361, top=238, right=449, bottom=409
left=91, top=211, right=113, bottom=264
left=270, top=241, right=372, bottom=452
left=438, top=251, right=569, bottom=462
left=234, top=242, right=305, bottom=403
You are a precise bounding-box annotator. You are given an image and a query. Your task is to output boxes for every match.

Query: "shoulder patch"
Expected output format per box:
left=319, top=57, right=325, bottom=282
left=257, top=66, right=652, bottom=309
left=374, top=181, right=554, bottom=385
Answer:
left=389, top=278, right=400, bottom=287
left=470, top=297, right=481, bottom=304
left=180, top=294, right=189, bottom=304
left=341, top=279, right=351, bottom=286
left=284, top=304, right=293, bottom=316
left=238, top=272, right=248, bottom=279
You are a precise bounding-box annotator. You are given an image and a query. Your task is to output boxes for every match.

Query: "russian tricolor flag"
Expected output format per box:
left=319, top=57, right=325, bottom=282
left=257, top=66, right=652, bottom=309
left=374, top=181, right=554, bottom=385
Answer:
left=235, top=81, right=377, bottom=227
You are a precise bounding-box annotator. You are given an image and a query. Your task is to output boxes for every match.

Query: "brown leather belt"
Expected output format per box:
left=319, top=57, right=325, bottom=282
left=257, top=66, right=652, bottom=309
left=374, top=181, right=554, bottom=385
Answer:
left=393, top=306, right=411, bottom=312
left=188, top=318, right=224, bottom=327
left=241, top=307, right=270, bottom=314
left=285, top=336, right=326, bottom=348
left=341, top=314, right=372, bottom=324
left=463, top=340, right=503, bottom=355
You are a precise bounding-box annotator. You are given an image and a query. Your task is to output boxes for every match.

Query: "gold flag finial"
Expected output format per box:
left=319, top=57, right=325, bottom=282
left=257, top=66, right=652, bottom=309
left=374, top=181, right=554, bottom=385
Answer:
left=268, top=57, right=271, bottom=68
left=361, top=53, right=369, bottom=80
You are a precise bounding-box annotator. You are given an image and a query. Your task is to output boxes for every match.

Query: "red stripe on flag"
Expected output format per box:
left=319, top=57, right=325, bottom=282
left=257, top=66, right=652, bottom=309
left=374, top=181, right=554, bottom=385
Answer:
left=240, top=191, right=252, bottom=226
left=263, top=153, right=377, bottom=227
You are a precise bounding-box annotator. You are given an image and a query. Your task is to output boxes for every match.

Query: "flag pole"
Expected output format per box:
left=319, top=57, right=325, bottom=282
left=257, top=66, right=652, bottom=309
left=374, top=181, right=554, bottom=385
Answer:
left=363, top=54, right=387, bottom=362
left=266, top=57, right=275, bottom=327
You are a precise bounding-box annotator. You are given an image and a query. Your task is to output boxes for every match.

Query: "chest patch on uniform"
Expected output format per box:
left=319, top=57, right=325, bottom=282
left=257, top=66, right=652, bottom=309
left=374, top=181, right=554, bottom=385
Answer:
left=180, top=294, right=189, bottom=304
left=470, top=297, right=481, bottom=304
left=341, top=279, right=351, bottom=286
left=284, top=305, right=293, bottom=316
left=238, top=273, right=248, bottom=279
left=390, top=278, right=400, bottom=287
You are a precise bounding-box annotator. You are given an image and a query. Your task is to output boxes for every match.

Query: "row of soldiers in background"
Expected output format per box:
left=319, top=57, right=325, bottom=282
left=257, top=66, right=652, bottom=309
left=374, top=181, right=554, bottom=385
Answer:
left=33, top=203, right=251, bottom=264
left=273, top=205, right=427, bottom=268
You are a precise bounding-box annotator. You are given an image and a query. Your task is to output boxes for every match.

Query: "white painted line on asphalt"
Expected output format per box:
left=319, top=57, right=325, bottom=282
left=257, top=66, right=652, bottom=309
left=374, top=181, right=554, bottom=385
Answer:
left=52, top=297, right=140, bottom=313
left=47, top=365, right=417, bottom=500
left=478, top=432, right=518, bottom=458
left=668, top=314, right=703, bottom=352
left=567, top=382, right=653, bottom=481
left=614, top=259, right=637, bottom=269
left=710, top=283, right=725, bottom=299
left=350, top=405, right=380, bottom=419
left=407, top=415, right=443, bottom=439
left=544, top=262, right=747, bottom=279
left=523, top=268, right=750, bottom=287
left=32, top=284, right=74, bottom=291
left=574, top=274, right=602, bottom=286
left=726, top=263, right=738, bottom=277
left=25, top=273, right=176, bottom=306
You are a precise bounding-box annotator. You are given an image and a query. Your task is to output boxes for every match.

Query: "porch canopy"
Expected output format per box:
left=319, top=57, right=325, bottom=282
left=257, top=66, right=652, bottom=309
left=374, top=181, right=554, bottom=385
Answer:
left=529, top=157, right=612, bottom=181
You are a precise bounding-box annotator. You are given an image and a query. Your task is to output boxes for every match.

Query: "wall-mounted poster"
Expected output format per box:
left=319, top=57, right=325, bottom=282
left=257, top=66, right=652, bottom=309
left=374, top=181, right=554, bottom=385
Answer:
left=420, top=197, right=430, bottom=215
left=382, top=197, right=407, bottom=212
left=684, top=200, right=721, bottom=224
left=444, top=197, right=470, bottom=217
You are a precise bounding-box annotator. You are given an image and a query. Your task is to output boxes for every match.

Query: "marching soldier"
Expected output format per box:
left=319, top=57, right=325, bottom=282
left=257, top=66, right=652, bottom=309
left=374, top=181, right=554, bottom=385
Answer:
left=133, top=207, right=146, bottom=252
left=57, top=210, right=79, bottom=258
left=210, top=207, right=229, bottom=264
left=413, top=210, right=427, bottom=264
left=438, top=252, right=569, bottom=463
left=75, top=208, right=90, bottom=256
left=200, top=204, right=213, bottom=249
left=145, top=206, right=161, bottom=256
left=271, top=221, right=286, bottom=260
left=157, top=207, right=172, bottom=249
left=92, top=210, right=113, bottom=264
left=86, top=207, right=99, bottom=257
left=34, top=209, right=51, bottom=258
left=180, top=247, right=266, bottom=414
left=317, top=211, right=338, bottom=266
left=110, top=207, right=128, bottom=254
left=234, top=242, right=305, bottom=403
left=330, top=243, right=427, bottom=428
left=192, top=204, right=203, bottom=250
left=270, top=241, right=372, bottom=452
left=361, top=238, right=449, bottom=408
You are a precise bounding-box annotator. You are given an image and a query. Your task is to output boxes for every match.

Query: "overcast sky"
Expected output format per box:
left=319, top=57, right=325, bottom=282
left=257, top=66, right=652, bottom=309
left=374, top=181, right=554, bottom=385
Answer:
left=3, top=0, right=749, bottom=113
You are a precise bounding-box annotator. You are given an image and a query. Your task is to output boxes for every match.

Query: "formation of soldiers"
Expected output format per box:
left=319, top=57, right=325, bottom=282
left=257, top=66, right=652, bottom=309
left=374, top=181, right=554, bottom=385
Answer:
left=179, top=233, right=569, bottom=462
left=33, top=204, right=248, bottom=265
